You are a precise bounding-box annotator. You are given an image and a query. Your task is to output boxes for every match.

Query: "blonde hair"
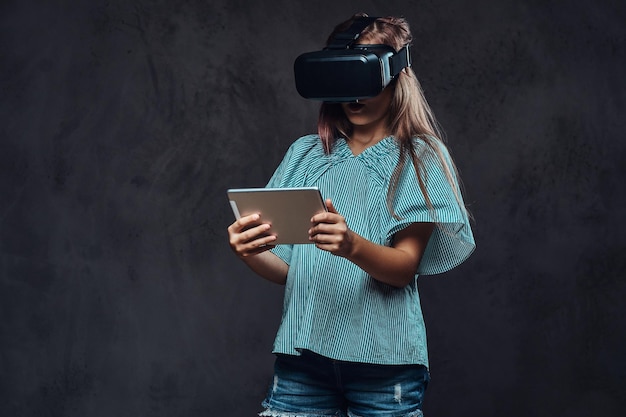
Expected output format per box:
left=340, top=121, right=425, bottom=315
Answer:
left=317, top=13, right=468, bottom=220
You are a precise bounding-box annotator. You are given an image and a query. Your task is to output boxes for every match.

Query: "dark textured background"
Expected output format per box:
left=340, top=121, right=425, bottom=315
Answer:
left=1, top=0, right=625, bottom=416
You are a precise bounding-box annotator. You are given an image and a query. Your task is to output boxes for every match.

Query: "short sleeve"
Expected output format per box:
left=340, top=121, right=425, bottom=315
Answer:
left=266, top=134, right=322, bottom=189
left=386, top=141, right=475, bottom=275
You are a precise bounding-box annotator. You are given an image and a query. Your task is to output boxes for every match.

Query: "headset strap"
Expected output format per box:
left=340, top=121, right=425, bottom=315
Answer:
left=326, top=16, right=379, bottom=49
left=326, top=17, right=412, bottom=75
left=390, top=45, right=412, bottom=76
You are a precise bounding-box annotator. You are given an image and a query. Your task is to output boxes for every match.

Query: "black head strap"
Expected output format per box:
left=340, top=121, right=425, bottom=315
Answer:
left=325, top=16, right=379, bottom=49
left=389, top=45, right=411, bottom=76
left=325, top=16, right=412, bottom=75
left=352, top=43, right=412, bottom=76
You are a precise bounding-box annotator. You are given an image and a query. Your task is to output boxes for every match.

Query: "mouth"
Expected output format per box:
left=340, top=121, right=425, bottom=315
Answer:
left=346, top=102, right=366, bottom=112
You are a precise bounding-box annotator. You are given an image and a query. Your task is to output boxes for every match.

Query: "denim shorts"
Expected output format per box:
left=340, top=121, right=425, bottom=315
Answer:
left=260, top=350, right=430, bottom=417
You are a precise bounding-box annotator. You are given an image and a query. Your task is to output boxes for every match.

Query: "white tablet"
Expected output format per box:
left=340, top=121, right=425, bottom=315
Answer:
left=227, top=187, right=327, bottom=244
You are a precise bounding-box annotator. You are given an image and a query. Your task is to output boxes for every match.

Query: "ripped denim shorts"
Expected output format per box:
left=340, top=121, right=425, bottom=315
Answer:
left=260, top=350, right=430, bottom=417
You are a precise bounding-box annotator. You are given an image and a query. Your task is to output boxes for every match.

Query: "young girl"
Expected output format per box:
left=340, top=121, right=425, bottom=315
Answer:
left=228, top=13, right=475, bottom=417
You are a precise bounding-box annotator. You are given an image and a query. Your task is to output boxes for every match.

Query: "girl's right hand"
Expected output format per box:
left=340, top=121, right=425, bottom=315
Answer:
left=227, top=213, right=277, bottom=258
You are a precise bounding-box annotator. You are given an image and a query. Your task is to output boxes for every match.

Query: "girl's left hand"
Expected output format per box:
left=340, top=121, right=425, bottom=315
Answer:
left=309, top=199, right=354, bottom=257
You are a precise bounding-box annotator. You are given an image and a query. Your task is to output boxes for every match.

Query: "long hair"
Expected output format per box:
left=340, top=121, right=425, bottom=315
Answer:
left=318, top=13, right=468, bottom=221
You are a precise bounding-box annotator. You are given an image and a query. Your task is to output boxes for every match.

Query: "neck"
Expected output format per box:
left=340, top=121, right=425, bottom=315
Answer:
left=348, top=126, right=389, bottom=155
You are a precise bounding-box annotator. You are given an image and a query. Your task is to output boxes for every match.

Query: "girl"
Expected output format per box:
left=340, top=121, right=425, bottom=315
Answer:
left=228, top=13, right=475, bottom=417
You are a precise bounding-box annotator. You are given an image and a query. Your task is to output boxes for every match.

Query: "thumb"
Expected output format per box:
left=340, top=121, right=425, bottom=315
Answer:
left=325, top=198, right=339, bottom=214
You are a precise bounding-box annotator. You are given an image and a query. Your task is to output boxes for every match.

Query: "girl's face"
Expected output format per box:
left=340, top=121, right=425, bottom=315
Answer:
left=340, top=85, right=393, bottom=136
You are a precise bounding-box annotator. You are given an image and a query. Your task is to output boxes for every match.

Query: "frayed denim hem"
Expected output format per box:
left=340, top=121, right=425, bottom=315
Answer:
left=259, top=408, right=345, bottom=417
left=260, top=408, right=423, bottom=417
left=347, top=411, right=423, bottom=417
left=348, top=410, right=424, bottom=417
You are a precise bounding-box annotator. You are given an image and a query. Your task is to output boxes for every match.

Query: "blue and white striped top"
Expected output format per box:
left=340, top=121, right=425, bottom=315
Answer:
left=267, top=134, right=475, bottom=366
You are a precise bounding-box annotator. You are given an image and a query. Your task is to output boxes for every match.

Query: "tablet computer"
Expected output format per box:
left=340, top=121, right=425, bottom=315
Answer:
left=227, top=187, right=327, bottom=244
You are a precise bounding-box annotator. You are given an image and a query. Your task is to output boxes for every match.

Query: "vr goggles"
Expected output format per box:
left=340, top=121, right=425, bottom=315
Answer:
left=294, top=16, right=411, bottom=102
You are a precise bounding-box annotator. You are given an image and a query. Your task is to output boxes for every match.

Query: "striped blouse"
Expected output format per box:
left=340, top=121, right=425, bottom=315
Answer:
left=267, top=134, right=475, bottom=366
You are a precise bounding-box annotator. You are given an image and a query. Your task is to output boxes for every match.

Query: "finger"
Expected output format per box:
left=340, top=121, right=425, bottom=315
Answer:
left=230, top=223, right=271, bottom=249
left=313, top=240, right=340, bottom=254
left=234, top=231, right=277, bottom=255
left=309, top=227, right=341, bottom=243
left=244, top=244, right=276, bottom=256
left=325, top=199, right=338, bottom=214
left=309, top=221, right=335, bottom=236
left=310, top=218, right=348, bottom=236
left=240, top=223, right=273, bottom=243
left=240, top=235, right=277, bottom=256
left=308, top=222, right=327, bottom=238
left=237, top=213, right=261, bottom=228
left=311, top=211, right=343, bottom=225
left=229, top=213, right=261, bottom=233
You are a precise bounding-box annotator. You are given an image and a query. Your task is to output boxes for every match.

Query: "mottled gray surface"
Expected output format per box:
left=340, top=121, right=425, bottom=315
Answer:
left=1, top=0, right=624, bottom=416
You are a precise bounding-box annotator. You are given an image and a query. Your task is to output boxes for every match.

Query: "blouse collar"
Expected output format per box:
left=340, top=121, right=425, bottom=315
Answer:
left=331, top=136, right=397, bottom=161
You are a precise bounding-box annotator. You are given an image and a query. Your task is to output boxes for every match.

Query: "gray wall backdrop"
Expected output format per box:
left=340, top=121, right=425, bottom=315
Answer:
left=1, top=0, right=625, bottom=416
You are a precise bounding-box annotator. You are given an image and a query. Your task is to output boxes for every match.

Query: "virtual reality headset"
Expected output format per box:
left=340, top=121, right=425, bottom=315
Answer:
left=294, top=16, right=412, bottom=102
